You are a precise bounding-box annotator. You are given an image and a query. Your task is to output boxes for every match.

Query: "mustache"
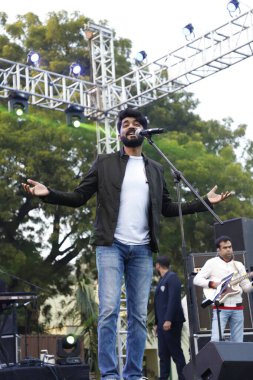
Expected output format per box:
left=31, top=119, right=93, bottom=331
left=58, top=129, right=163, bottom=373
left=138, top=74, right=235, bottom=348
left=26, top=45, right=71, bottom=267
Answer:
left=126, top=128, right=138, bottom=135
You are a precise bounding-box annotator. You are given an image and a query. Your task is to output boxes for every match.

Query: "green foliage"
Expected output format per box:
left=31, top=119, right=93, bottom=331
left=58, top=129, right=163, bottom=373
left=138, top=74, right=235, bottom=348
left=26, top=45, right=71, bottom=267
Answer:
left=143, top=97, right=253, bottom=282
left=0, top=105, right=97, bottom=302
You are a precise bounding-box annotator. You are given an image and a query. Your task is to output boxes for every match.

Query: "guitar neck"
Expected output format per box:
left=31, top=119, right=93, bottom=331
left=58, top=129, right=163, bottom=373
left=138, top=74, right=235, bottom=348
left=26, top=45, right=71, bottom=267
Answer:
left=230, top=271, right=253, bottom=286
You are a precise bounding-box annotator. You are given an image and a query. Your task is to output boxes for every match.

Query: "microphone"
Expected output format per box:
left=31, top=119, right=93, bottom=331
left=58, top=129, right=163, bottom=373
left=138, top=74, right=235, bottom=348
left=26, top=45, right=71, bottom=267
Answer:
left=135, top=128, right=165, bottom=138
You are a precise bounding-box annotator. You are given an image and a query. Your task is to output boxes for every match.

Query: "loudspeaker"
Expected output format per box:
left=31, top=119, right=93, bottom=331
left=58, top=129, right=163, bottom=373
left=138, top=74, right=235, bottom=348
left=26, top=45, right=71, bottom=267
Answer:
left=189, top=251, right=253, bottom=332
left=183, top=341, right=253, bottom=380
left=214, top=218, right=253, bottom=268
left=0, top=311, right=17, bottom=335
left=194, top=331, right=253, bottom=354
left=0, top=334, right=20, bottom=365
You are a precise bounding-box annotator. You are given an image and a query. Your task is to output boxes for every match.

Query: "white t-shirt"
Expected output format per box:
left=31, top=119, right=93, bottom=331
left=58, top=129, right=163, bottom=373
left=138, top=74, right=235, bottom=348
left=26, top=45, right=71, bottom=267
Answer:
left=114, top=156, right=150, bottom=245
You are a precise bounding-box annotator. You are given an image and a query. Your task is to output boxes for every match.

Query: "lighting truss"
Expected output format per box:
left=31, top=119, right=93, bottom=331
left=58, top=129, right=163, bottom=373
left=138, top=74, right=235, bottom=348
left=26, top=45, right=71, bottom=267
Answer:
left=0, top=9, right=253, bottom=152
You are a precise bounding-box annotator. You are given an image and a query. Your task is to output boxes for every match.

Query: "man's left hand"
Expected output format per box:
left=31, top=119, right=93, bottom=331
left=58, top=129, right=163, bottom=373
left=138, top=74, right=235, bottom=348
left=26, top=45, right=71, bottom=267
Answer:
left=163, top=321, right=172, bottom=331
left=207, top=185, right=231, bottom=204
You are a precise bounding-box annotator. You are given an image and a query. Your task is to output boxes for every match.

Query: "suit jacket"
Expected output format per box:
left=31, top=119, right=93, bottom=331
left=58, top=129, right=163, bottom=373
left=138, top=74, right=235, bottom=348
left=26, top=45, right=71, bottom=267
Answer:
left=154, top=271, right=185, bottom=328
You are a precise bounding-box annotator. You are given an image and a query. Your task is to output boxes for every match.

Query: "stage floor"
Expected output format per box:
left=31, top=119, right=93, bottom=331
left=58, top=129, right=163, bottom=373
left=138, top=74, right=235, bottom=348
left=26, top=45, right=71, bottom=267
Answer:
left=0, top=363, right=90, bottom=379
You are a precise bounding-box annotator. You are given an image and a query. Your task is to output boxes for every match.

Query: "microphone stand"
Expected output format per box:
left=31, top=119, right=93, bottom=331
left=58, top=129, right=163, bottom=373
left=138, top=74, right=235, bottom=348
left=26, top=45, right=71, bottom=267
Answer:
left=214, top=301, right=224, bottom=342
left=144, top=134, right=223, bottom=380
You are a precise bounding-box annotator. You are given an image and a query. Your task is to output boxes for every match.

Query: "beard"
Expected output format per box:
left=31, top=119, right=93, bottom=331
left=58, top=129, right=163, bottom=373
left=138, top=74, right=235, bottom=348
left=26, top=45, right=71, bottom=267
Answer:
left=120, top=135, right=144, bottom=147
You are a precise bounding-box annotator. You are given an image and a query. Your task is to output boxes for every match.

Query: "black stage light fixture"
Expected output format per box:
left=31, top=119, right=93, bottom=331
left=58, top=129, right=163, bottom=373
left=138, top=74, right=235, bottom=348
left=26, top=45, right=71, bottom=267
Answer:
left=65, top=104, right=85, bottom=128
left=8, top=91, right=29, bottom=116
left=135, top=50, right=147, bottom=65
left=56, top=334, right=82, bottom=365
left=227, top=0, right=240, bottom=15
left=183, top=23, right=195, bottom=40
left=69, top=62, right=82, bottom=77
left=27, top=50, right=40, bottom=67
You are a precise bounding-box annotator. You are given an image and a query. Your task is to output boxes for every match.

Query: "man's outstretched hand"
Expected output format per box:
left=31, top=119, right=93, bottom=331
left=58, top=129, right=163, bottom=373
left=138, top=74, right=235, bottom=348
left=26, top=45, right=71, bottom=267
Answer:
left=207, top=185, right=231, bottom=204
left=22, top=179, right=49, bottom=197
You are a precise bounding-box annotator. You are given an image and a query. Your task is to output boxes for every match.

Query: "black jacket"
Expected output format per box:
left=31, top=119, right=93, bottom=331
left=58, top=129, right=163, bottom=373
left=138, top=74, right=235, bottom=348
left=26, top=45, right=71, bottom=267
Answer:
left=154, top=271, right=185, bottom=327
left=42, top=149, right=211, bottom=252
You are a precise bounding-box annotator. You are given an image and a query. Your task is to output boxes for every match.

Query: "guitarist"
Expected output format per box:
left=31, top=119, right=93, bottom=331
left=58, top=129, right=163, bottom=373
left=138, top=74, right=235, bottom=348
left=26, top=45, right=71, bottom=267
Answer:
left=193, top=235, right=253, bottom=342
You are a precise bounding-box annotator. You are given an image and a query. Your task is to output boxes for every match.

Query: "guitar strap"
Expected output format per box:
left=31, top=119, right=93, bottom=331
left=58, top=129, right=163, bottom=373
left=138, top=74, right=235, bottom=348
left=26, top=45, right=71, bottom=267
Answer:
left=232, top=261, right=245, bottom=288
left=232, top=260, right=240, bottom=275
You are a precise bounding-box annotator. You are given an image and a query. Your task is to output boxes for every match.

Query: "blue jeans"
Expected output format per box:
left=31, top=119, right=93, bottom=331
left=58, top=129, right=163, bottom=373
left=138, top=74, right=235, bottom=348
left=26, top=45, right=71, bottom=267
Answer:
left=96, top=240, right=153, bottom=380
left=211, top=308, right=244, bottom=342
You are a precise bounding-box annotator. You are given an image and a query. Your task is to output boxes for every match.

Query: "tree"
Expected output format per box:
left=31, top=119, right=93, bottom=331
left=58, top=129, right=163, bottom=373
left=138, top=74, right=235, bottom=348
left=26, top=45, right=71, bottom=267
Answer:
left=143, top=97, right=253, bottom=280
left=0, top=106, right=97, bottom=300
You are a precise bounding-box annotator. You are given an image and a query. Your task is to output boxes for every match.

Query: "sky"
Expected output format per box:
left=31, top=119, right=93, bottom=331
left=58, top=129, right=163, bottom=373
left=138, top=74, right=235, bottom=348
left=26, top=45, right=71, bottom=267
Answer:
left=2, top=0, right=253, bottom=140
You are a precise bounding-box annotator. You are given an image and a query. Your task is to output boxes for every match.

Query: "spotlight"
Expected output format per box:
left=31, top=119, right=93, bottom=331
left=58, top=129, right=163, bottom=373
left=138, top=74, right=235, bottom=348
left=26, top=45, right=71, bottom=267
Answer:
left=56, top=334, right=82, bottom=365
left=183, top=23, right=195, bottom=40
left=227, top=0, right=240, bottom=15
left=69, top=62, right=82, bottom=77
left=65, top=104, right=85, bottom=127
left=8, top=91, right=29, bottom=115
left=27, top=51, right=40, bottom=67
left=135, top=51, right=147, bottom=65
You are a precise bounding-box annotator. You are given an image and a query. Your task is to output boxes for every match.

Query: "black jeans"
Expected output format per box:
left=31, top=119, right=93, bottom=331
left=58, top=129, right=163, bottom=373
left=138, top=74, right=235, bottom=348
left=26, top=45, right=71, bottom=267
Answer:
left=158, top=323, right=186, bottom=380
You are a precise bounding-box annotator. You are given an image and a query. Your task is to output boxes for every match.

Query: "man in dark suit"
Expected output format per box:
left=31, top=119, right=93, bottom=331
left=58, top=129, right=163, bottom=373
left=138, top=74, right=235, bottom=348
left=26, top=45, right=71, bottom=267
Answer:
left=154, top=256, right=186, bottom=380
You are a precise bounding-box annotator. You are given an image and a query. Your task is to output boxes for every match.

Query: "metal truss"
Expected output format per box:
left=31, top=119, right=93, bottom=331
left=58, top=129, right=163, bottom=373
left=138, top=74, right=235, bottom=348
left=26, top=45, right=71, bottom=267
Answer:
left=0, top=58, right=98, bottom=113
left=105, top=8, right=253, bottom=112
left=85, top=22, right=116, bottom=85
left=84, top=22, right=120, bottom=153
left=1, top=9, right=253, bottom=153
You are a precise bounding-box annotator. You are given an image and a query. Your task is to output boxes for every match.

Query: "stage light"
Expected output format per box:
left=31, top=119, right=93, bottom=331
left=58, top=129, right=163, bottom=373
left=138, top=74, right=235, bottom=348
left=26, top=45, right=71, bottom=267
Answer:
left=27, top=51, right=40, bottom=67
left=183, top=23, right=195, bottom=40
left=8, top=91, right=29, bottom=116
left=56, top=334, right=82, bottom=365
left=135, top=50, right=147, bottom=65
left=227, top=0, right=240, bottom=15
left=69, top=62, right=82, bottom=77
left=65, top=104, right=85, bottom=127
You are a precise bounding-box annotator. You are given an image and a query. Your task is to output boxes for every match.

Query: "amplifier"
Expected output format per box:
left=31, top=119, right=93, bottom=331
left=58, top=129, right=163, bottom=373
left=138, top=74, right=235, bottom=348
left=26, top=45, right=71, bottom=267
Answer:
left=0, top=334, right=21, bottom=365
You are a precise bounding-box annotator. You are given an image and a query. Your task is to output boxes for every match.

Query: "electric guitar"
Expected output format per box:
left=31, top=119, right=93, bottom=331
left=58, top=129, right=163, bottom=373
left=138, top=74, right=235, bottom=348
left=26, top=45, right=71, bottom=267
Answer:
left=202, top=271, right=253, bottom=306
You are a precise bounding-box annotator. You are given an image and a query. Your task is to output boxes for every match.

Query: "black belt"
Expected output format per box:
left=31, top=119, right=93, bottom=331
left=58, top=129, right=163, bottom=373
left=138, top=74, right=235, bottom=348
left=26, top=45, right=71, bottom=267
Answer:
left=218, top=303, right=242, bottom=307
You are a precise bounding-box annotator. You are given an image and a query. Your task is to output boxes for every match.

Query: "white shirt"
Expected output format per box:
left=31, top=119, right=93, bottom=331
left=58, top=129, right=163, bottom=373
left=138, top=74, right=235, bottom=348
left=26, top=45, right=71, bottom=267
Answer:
left=114, top=156, right=150, bottom=245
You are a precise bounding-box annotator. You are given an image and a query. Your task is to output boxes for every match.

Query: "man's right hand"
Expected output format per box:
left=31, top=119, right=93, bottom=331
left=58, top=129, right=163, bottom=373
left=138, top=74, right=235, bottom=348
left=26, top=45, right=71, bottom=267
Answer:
left=22, top=179, right=50, bottom=197
left=208, top=281, right=220, bottom=289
